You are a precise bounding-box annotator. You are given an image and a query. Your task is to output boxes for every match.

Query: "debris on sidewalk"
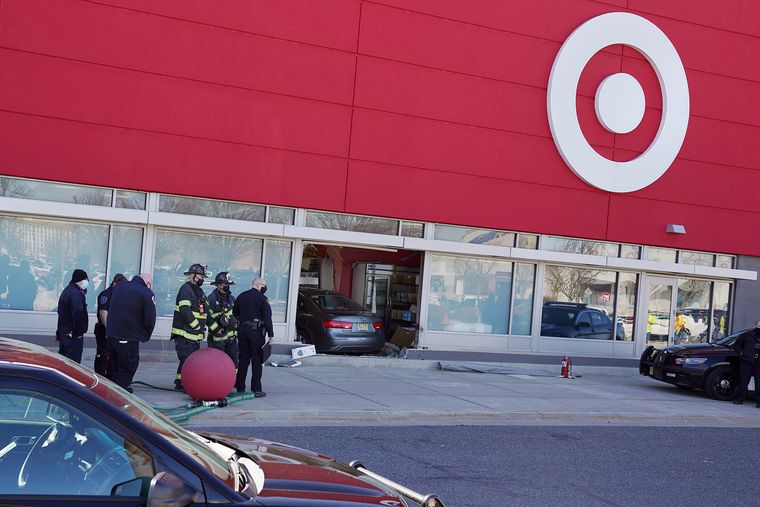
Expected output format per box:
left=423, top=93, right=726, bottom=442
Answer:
left=269, top=358, right=302, bottom=368
left=437, top=361, right=556, bottom=377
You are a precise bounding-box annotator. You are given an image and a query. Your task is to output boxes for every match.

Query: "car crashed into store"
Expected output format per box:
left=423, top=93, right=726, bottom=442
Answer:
left=0, top=337, right=444, bottom=506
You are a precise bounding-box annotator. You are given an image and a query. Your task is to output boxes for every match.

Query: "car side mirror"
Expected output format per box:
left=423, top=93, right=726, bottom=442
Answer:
left=112, top=477, right=152, bottom=497
left=147, top=472, right=198, bottom=507
left=576, top=321, right=591, bottom=329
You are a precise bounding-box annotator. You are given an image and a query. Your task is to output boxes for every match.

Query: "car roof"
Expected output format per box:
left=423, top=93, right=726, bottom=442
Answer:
left=0, top=337, right=96, bottom=388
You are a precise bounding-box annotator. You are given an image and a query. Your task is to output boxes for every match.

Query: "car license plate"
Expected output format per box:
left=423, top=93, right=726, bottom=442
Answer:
left=649, top=367, right=654, bottom=375
left=356, top=323, right=370, bottom=332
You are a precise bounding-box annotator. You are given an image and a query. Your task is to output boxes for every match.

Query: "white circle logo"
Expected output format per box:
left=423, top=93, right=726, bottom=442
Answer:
left=547, top=13, right=689, bottom=193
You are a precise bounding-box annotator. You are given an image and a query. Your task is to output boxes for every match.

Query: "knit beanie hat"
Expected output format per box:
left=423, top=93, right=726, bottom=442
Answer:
left=71, top=269, right=89, bottom=283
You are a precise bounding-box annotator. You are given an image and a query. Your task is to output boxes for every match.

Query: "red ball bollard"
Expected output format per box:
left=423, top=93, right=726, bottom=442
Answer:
left=181, top=348, right=236, bottom=401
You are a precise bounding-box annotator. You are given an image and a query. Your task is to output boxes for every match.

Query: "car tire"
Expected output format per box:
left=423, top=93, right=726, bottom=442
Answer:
left=704, top=366, right=738, bottom=401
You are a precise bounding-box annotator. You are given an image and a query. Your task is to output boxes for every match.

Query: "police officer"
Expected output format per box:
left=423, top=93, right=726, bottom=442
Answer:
left=733, top=320, right=760, bottom=406
left=106, top=274, right=156, bottom=393
left=56, top=268, right=89, bottom=363
left=171, top=263, right=210, bottom=392
left=94, top=273, right=127, bottom=376
left=207, top=272, right=239, bottom=369
left=233, top=277, right=273, bottom=397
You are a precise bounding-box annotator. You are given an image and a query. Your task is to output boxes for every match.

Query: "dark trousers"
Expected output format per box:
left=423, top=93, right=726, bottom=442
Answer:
left=94, top=324, right=109, bottom=376
left=109, top=339, right=139, bottom=390
left=736, top=360, right=760, bottom=402
left=208, top=337, right=239, bottom=369
left=236, top=330, right=264, bottom=392
left=174, top=336, right=200, bottom=386
left=58, top=334, right=83, bottom=364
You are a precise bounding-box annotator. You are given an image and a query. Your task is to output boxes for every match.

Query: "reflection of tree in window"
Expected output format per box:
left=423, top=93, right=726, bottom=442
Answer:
left=72, top=189, right=111, bottom=207
left=306, top=212, right=399, bottom=235
left=0, top=177, right=31, bottom=198
left=160, top=195, right=266, bottom=221
left=545, top=265, right=603, bottom=302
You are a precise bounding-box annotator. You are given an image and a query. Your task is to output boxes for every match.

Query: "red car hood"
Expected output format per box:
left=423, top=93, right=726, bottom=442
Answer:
left=201, top=432, right=408, bottom=506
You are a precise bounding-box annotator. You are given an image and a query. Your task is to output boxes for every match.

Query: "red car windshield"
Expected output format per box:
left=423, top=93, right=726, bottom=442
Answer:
left=90, top=376, right=235, bottom=488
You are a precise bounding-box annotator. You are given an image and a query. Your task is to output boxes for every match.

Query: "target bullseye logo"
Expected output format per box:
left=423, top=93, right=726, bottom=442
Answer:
left=547, top=13, right=689, bottom=193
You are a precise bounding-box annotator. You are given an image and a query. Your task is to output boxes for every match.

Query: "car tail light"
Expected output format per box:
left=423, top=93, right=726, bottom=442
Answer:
left=372, top=321, right=383, bottom=330
left=323, top=320, right=352, bottom=329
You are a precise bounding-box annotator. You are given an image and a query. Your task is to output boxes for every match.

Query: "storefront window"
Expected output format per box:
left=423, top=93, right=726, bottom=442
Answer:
left=153, top=230, right=262, bottom=316
left=616, top=273, right=638, bottom=341
left=542, top=266, right=616, bottom=340
left=621, top=245, right=641, bottom=259
left=434, top=225, right=515, bottom=247
left=510, top=263, right=535, bottom=335
left=546, top=237, right=619, bottom=257
left=426, top=254, right=512, bottom=334
left=400, top=221, right=425, bottom=238
left=263, top=240, right=292, bottom=322
left=712, top=281, right=731, bottom=342
left=159, top=195, right=266, bottom=222
left=110, top=226, right=143, bottom=280
left=0, top=177, right=113, bottom=206
left=679, top=251, right=714, bottom=267
left=267, top=207, right=295, bottom=225
left=716, top=255, right=734, bottom=269
left=647, top=247, right=677, bottom=263
left=675, top=279, right=711, bottom=344
left=516, top=234, right=539, bottom=249
left=305, top=211, right=399, bottom=235
left=0, top=216, right=108, bottom=311
left=115, top=190, right=147, bottom=210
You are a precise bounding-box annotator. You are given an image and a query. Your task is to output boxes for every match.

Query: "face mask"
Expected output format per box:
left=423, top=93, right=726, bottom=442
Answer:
left=220, top=284, right=230, bottom=293
left=79, top=279, right=89, bottom=290
left=194, top=277, right=204, bottom=287
left=260, top=285, right=267, bottom=295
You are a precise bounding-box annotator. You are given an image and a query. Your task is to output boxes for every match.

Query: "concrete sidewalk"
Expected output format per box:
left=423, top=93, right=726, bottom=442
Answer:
left=71, top=349, right=760, bottom=429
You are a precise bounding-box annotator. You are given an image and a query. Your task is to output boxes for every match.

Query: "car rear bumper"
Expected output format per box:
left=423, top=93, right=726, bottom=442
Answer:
left=323, top=331, right=386, bottom=353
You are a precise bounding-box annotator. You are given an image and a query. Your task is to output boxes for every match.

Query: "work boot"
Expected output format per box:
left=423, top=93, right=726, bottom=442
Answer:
left=253, top=391, right=267, bottom=398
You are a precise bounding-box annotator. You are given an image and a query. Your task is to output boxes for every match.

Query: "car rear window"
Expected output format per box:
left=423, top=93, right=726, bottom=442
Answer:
left=310, top=294, right=364, bottom=312
left=542, top=307, right=576, bottom=325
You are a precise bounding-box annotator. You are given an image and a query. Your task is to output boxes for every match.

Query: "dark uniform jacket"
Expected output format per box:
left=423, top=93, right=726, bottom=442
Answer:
left=95, top=285, right=114, bottom=336
left=733, top=328, right=760, bottom=362
left=107, top=276, right=156, bottom=342
left=207, top=289, right=237, bottom=342
left=233, top=288, right=273, bottom=348
left=171, top=281, right=208, bottom=341
left=57, top=282, right=88, bottom=337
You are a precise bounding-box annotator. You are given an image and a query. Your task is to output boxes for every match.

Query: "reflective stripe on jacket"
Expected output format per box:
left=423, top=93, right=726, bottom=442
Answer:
left=207, top=288, right=237, bottom=341
left=171, top=282, right=207, bottom=341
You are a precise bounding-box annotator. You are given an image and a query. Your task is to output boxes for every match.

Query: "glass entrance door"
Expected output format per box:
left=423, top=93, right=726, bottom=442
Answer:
left=646, top=277, right=677, bottom=349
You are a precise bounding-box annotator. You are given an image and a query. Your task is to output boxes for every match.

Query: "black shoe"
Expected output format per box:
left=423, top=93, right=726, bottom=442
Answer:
left=756, top=403, right=760, bottom=408
left=126, top=386, right=134, bottom=394
left=732, top=399, right=743, bottom=405
left=236, top=388, right=246, bottom=394
left=174, top=384, right=184, bottom=392
left=253, top=391, right=267, bottom=398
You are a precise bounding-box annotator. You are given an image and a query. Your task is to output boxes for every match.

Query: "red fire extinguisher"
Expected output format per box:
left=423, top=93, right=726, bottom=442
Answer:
left=560, top=355, right=572, bottom=378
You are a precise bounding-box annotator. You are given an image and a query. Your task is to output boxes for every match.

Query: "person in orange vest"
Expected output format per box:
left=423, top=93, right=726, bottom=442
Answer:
left=674, top=312, right=686, bottom=344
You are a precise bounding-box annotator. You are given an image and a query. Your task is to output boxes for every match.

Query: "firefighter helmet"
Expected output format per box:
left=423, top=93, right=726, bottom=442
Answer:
left=183, top=263, right=210, bottom=277
left=213, top=271, right=236, bottom=285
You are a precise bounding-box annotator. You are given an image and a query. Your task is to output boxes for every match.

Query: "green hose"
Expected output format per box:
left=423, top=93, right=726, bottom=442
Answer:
left=131, top=379, right=254, bottom=424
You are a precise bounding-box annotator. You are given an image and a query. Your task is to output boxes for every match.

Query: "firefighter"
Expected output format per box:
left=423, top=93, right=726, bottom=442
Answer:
left=171, top=263, right=210, bottom=392
left=207, top=271, right=239, bottom=370
left=94, top=273, right=127, bottom=377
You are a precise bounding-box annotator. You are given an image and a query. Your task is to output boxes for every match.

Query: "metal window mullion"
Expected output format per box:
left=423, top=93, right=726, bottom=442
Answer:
left=105, top=224, right=115, bottom=284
